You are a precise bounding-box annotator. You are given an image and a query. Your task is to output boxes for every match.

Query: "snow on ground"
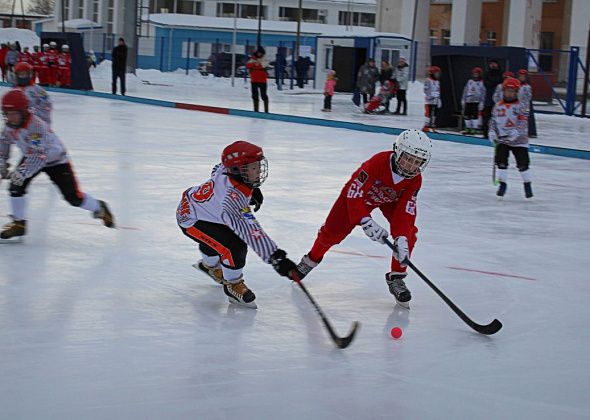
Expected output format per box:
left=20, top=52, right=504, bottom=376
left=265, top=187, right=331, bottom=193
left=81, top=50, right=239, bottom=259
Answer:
left=89, top=61, right=590, bottom=151
left=0, top=87, right=589, bottom=419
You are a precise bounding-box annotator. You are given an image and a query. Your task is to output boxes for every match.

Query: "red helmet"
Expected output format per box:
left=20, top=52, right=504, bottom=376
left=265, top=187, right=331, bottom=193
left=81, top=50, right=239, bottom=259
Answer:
left=428, top=66, right=441, bottom=74
left=502, top=77, right=521, bottom=91
left=2, top=89, right=30, bottom=128
left=517, top=69, right=528, bottom=76
left=222, top=140, right=268, bottom=188
left=502, top=71, right=514, bottom=78
left=472, top=67, right=483, bottom=74
left=14, top=61, right=34, bottom=86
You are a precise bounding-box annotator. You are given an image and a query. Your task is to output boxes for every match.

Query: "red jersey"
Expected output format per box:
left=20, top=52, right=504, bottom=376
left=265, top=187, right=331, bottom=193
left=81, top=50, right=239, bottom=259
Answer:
left=45, top=50, right=58, bottom=66
left=246, top=57, right=268, bottom=83
left=18, top=52, right=33, bottom=64
left=57, top=52, right=71, bottom=68
left=342, top=151, right=421, bottom=232
left=31, top=51, right=42, bottom=67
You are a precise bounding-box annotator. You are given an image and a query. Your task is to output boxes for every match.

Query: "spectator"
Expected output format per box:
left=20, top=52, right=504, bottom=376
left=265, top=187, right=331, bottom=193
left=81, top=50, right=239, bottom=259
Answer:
left=295, top=56, right=307, bottom=89
left=356, top=58, right=379, bottom=104
left=18, top=46, right=33, bottom=64
left=5, top=44, right=20, bottom=82
left=0, top=43, right=8, bottom=81
left=87, top=50, right=97, bottom=69
left=392, top=56, right=409, bottom=115
left=274, top=50, right=286, bottom=89
left=303, top=56, right=312, bottom=85
left=517, top=69, right=537, bottom=137
left=379, top=60, right=393, bottom=112
left=482, top=59, right=503, bottom=137
left=112, top=38, right=127, bottom=95
left=322, top=70, right=337, bottom=112
left=246, top=47, right=269, bottom=113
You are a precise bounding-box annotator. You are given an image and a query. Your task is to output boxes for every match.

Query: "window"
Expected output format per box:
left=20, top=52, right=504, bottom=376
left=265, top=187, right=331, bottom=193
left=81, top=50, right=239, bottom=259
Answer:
left=442, top=29, right=451, bottom=46
left=177, top=0, right=200, bottom=14
left=539, top=32, right=555, bottom=71
left=240, top=4, right=264, bottom=19
left=77, top=0, right=84, bottom=19
left=338, top=11, right=375, bottom=27
left=92, top=0, right=99, bottom=22
left=64, top=0, right=70, bottom=19
left=279, top=7, right=324, bottom=23
left=429, top=29, right=438, bottom=45
left=324, top=47, right=332, bottom=69
left=107, top=0, right=114, bottom=33
left=486, top=31, right=497, bottom=46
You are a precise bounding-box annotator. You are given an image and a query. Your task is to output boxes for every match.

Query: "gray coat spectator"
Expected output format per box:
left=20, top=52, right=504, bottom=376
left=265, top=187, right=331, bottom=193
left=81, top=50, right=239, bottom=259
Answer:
left=356, top=59, right=379, bottom=104
left=393, top=57, right=409, bottom=115
left=5, top=46, right=19, bottom=67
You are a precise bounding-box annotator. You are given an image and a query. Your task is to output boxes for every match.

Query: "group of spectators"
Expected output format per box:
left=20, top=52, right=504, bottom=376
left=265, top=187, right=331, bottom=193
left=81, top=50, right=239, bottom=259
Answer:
left=356, top=57, right=410, bottom=115
left=0, top=41, right=72, bottom=88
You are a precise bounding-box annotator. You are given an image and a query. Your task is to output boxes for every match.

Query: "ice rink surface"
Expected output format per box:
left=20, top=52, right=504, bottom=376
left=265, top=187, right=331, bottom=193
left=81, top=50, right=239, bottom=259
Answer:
left=0, top=89, right=589, bottom=419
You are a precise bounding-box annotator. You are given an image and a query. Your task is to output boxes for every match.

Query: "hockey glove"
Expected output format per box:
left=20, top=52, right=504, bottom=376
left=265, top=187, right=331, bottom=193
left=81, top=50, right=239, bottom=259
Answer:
left=361, top=217, right=389, bottom=244
left=250, top=187, right=263, bottom=212
left=269, top=249, right=297, bottom=278
left=392, top=236, right=409, bottom=267
left=10, top=170, right=26, bottom=186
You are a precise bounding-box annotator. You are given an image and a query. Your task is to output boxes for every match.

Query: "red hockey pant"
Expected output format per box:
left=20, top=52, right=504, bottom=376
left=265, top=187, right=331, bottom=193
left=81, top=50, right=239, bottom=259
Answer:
left=308, top=194, right=416, bottom=273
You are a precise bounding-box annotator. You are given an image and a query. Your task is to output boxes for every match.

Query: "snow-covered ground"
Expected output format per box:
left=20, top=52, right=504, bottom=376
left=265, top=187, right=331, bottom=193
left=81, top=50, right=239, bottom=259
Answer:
left=0, top=28, right=40, bottom=50
left=0, top=87, right=589, bottom=419
left=89, top=61, right=590, bottom=151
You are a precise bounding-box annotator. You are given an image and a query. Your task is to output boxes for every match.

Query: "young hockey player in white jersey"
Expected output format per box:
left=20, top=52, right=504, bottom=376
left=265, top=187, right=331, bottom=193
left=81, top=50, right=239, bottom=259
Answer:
left=176, top=140, right=298, bottom=308
left=0, top=89, right=115, bottom=242
left=13, top=61, right=52, bottom=125
left=488, top=77, right=533, bottom=199
left=423, top=66, right=441, bottom=132
left=492, top=71, right=514, bottom=104
left=461, top=67, right=485, bottom=135
left=517, top=69, right=533, bottom=115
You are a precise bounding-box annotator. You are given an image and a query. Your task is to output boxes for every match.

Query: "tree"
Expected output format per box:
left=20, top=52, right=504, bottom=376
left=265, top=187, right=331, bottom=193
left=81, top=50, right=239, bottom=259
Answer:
left=28, top=0, right=55, bottom=15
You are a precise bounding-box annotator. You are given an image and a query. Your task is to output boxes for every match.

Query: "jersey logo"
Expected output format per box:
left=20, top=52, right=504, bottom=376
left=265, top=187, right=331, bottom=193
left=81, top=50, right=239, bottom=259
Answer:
left=191, top=180, right=215, bottom=203
left=356, top=170, right=368, bottom=185
left=347, top=182, right=363, bottom=199
left=240, top=207, right=257, bottom=224
left=504, top=119, right=516, bottom=128
left=406, top=201, right=416, bottom=215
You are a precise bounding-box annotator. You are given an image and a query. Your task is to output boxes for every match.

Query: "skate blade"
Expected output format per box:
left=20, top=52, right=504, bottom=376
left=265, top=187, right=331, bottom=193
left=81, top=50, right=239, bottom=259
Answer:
left=0, top=237, right=23, bottom=244
left=228, top=297, right=257, bottom=309
left=192, top=261, right=223, bottom=285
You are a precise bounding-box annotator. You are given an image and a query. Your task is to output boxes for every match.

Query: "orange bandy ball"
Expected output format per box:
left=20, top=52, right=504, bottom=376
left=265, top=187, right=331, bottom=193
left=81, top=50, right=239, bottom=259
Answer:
left=390, top=327, right=403, bottom=339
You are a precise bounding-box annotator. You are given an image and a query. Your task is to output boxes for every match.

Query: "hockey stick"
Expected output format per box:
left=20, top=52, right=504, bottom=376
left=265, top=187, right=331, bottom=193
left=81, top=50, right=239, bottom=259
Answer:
left=290, top=271, right=360, bottom=349
left=383, top=239, right=502, bottom=335
left=492, top=143, right=499, bottom=186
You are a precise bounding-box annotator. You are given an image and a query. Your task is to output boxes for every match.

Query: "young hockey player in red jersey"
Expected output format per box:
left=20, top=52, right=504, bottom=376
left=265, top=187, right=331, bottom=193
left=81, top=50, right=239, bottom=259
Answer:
left=57, top=44, right=71, bottom=87
left=0, top=89, right=115, bottom=242
left=46, top=42, right=59, bottom=87
left=489, top=77, right=533, bottom=199
left=13, top=62, right=52, bottom=125
left=295, top=129, right=432, bottom=308
left=423, top=66, right=441, bottom=132
left=176, top=140, right=298, bottom=308
left=37, top=44, right=50, bottom=86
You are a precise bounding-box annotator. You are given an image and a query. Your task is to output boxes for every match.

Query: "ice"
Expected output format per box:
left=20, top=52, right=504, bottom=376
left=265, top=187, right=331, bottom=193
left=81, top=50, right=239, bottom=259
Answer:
left=0, top=87, right=589, bottom=419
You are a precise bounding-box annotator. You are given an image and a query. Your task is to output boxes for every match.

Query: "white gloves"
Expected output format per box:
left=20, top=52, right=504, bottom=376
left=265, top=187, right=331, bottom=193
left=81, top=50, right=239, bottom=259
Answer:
left=361, top=217, right=388, bottom=244
left=392, top=236, right=409, bottom=266
left=436, top=98, right=442, bottom=108
left=10, top=170, right=26, bottom=186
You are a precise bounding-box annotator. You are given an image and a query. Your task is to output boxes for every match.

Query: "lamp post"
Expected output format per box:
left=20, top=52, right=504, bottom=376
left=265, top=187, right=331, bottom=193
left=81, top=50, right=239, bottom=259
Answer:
left=256, top=0, right=262, bottom=48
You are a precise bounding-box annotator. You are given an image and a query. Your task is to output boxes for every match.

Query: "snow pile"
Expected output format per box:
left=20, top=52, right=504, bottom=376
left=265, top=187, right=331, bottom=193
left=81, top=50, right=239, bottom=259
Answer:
left=0, top=28, right=40, bottom=50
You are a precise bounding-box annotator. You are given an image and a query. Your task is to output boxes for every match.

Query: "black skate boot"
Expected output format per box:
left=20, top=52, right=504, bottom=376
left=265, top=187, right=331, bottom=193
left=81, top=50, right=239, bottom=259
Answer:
left=524, top=182, right=533, bottom=199
left=223, top=277, right=257, bottom=309
left=0, top=218, right=26, bottom=242
left=93, top=200, right=115, bottom=228
left=193, top=260, right=224, bottom=285
left=496, top=182, right=507, bottom=198
left=386, top=272, right=411, bottom=309
left=295, top=254, right=319, bottom=280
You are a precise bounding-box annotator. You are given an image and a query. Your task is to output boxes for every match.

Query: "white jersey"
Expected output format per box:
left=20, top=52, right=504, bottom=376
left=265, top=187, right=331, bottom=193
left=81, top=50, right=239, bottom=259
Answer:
left=518, top=83, right=533, bottom=113
left=19, top=84, right=52, bottom=125
left=176, top=164, right=279, bottom=263
left=462, top=79, right=485, bottom=104
left=492, top=84, right=504, bottom=104
left=488, top=100, right=529, bottom=147
left=0, top=114, right=68, bottom=179
left=424, top=77, right=440, bottom=105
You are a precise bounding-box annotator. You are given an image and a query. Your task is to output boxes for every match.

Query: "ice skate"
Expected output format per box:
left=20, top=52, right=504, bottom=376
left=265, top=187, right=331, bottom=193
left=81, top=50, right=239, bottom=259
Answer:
left=496, top=182, right=507, bottom=199
left=0, top=218, right=26, bottom=243
left=93, top=200, right=115, bottom=228
left=386, top=272, right=411, bottom=309
left=524, top=182, right=533, bottom=199
left=224, top=277, right=257, bottom=309
left=294, top=254, right=319, bottom=280
left=193, top=260, right=224, bottom=285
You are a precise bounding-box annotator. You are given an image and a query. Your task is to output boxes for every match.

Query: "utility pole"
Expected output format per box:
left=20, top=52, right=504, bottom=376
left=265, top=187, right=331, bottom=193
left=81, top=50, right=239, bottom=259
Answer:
left=256, top=0, right=262, bottom=48
left=295, top=0, right=302, bottom=58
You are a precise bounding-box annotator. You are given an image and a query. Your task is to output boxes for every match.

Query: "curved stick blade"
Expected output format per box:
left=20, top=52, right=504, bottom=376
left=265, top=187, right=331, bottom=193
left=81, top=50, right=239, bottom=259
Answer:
left=332, top=321, right=361, bottom=349
left=473, top=319, right=503, bottom=335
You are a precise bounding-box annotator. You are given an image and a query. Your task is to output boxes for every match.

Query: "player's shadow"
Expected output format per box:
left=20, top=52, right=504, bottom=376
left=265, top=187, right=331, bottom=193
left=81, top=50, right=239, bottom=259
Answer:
left=383, top=304, right=410, bottom=336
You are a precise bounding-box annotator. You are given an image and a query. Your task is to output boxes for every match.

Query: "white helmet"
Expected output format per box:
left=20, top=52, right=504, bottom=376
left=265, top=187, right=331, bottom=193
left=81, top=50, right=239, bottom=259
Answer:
left=62, top=44, right=69, bottom=51
left=49, top=41, right=57, bottom=48
left=393, top=129, right=432, bottom=178
left=42, top=43, right=49, bottom=49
